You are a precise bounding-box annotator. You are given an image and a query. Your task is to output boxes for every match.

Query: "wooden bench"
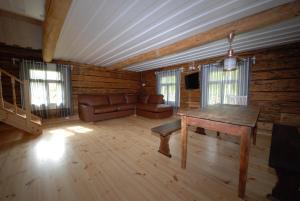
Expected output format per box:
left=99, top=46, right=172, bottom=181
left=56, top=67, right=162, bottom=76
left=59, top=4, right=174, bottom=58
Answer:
left=151, top=119, right=181, bottom=157
left=152, top=119, right=257, bottom=158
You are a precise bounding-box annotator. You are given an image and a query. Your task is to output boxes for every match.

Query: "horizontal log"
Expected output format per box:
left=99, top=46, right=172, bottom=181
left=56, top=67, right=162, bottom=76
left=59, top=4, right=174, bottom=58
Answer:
left=249, top=92, right=300, bottom=102
left=72, top=75, right=140, bottom=85
left=257, top=122, right=273, bottom=131
left=72, top=81, right=140, bottom=90
left=250, top=79, right=300, bottom=92
left=280, top=113, right=300, bottom=127
left=251, top=68, right=300, bottom=80
left=72, top=66, right=140, bottom=81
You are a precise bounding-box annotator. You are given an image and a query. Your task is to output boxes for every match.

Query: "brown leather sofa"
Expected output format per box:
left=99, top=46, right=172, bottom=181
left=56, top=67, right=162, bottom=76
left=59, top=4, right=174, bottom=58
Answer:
left=78, top=94, right=173, bottom=122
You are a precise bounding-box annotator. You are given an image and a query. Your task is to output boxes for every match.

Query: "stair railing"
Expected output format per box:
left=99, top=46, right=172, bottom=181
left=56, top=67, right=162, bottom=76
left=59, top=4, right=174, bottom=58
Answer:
left=0, top=68, right=33, bottom=124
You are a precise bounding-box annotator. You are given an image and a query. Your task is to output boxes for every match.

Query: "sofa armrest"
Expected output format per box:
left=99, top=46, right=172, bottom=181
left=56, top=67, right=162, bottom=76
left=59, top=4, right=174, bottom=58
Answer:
left=78, top=104, right=94, bottom=122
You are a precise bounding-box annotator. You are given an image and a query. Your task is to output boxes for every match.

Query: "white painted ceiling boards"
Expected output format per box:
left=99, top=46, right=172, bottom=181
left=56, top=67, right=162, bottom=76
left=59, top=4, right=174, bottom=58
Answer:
left=54, top=0, right=299, bottom=71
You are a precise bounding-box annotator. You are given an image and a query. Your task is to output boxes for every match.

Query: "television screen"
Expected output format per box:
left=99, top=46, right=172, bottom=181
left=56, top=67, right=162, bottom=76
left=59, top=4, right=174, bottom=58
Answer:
left=185, top=72, right=199, bottom=89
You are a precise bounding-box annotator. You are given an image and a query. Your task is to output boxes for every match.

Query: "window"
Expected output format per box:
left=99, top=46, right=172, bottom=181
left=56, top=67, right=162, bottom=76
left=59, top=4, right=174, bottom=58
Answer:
left=207, top=69, right=239, bottom=105
left=201, top=59, right=250, bottom=108
left=160, top=75, right=176, bottom=103
left=20, top=60, right=72, bottom=118
left=29, top=69, right=63, bottom=107
left=156, top=69, right=181, bottom=107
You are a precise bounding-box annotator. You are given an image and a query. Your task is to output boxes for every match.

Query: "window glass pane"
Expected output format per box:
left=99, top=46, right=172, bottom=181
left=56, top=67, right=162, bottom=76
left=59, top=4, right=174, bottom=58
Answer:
left=161, top=75, right=175, bottom=84
left=208, top=83, right=221, bottom=105
left=168, top=85, right=175, bottom=102
left=223, top=83, right=238, bottom=104
left=30, top=82, right=47, bottom=106
left=160, top=86, right=167, bottom=99
left=48, top=83, right=63, bottom=105
left=209, top=70, right=222, bottom=82
left=29, top=70, right=61, bottom=81
left=30, top=70, right=46, bottom=80
left=47, top=71, right=61, bottom=81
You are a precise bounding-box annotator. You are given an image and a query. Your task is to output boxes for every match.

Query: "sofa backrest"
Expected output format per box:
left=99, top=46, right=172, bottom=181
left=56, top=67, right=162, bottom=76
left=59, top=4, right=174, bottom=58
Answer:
left=78, top=95, right=109, bottom=106
left=125, top=94, right=138, bottom=104
left=138, top=94, right=149, bottom=104
left=148, top=95, right=164, bottom=104
left=109, top=94, right=126, bottom=105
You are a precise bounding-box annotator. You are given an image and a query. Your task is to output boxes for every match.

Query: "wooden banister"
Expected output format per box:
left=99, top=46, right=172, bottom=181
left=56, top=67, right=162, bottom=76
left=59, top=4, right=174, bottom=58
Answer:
left=11, top=78, right=17, bottom=112
left=23, top=80, right=31, bottom=124
left=0, top=71, right=3, bottom=108
left=0, top=69, right=23, bottom=84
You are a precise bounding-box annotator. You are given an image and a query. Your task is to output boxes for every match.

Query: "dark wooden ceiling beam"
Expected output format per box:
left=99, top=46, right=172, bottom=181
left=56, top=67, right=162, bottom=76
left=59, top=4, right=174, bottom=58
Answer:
left=108, top=1, right=300, bottom=70
left=43, top=0, right=72, bottom=62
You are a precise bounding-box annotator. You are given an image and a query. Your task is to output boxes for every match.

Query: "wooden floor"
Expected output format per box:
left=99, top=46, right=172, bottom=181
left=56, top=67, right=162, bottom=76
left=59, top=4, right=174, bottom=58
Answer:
left=0, top=116, right=276, bottom=201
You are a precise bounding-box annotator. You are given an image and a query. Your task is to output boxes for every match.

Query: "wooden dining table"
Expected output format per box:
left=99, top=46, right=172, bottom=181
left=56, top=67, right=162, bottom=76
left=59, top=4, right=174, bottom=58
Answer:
left=178, top=104, right=260, bottom=199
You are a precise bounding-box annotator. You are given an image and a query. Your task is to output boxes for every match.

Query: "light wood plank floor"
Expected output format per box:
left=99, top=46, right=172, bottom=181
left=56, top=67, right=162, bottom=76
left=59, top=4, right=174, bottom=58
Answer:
left=0, top=116, right=276, bottom=201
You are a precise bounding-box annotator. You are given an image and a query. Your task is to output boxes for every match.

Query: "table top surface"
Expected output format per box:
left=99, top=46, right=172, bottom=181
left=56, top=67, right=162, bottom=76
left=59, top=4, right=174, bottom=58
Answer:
left=178, top=104, right=260, bottom=127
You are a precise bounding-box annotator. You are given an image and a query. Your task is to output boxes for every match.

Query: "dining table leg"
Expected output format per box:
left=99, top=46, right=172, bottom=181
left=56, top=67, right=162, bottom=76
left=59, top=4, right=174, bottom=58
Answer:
left=238, top=127, right=251, bottom=198
left=181, top=115, right=188, bottom=169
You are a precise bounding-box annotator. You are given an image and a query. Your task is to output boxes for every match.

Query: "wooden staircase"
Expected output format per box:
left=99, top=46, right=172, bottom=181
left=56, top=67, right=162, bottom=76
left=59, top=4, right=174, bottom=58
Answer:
left=0, top=69, right=42, bottom=135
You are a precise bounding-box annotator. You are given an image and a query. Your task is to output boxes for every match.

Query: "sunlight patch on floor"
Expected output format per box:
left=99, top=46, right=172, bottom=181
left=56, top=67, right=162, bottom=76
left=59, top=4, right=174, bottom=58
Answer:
left=35, top=134, right=66, bottom=162
left=66, top=126, right=93, bottom=133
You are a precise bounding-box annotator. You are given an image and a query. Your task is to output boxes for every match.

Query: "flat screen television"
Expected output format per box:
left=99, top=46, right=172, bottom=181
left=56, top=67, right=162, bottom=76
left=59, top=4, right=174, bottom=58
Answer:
left=185, top=72, right=199, bottom=89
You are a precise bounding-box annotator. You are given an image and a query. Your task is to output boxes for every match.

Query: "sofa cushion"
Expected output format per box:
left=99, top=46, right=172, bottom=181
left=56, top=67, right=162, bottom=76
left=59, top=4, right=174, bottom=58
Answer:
left=94, top=105, right=117, bottom=114
left=117, top=104, right=135, bottom=111
left=78, top=95, right=109, bottom=106
left=136, top=104, right=172, bottom=113
left=138, top=95, right=149, bottom=104
left=148, top=95, right=164, bottom=104
left=125, top=94, right=138, bottom=104
left=109, top=94, right=126, bottom=105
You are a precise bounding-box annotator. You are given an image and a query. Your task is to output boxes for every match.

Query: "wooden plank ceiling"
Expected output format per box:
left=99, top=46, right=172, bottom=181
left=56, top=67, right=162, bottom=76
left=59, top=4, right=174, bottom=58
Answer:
left=53, top=0, right=299, bottom=71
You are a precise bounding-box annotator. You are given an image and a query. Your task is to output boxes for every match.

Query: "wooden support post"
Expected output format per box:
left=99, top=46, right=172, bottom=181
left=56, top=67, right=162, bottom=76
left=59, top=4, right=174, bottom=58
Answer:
left=11, top=78, right=17, bottom=112
left=238, top=128, right=251, bottom=198
left=0, top=72, right=3, bottom=108
left=181, top=115, right=188, bottom=169
left=23, top=80, right=31, bottom=124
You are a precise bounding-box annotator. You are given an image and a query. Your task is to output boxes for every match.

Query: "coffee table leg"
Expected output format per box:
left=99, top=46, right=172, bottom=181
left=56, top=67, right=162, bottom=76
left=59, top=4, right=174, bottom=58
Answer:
left=181, top=115, right=188, bottom=169
left=238, top=128, right=251, bottom=198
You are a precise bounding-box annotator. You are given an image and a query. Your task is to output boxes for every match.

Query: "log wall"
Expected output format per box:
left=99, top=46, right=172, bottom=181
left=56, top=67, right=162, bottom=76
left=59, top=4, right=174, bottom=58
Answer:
left=141, top=42, right=300, bottom=135
left=71, top=65, right=141, bottom=113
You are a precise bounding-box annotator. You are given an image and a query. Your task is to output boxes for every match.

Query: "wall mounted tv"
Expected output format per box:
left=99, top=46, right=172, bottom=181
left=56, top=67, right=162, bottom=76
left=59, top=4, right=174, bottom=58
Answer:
left=185, top=72, right=199, bottom=89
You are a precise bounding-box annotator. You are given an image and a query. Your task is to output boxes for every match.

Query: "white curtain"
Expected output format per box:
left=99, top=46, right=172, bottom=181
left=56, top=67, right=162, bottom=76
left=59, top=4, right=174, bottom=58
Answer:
left=201, top=58, right=251, bottom=108
left=156, top=69, right=181, bottom=107
left=20, top=60, right=72, bottom=118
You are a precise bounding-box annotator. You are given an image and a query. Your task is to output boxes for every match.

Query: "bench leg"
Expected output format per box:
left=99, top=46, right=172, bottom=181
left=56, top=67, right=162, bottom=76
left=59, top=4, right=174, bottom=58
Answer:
left=159, top=135, right=171, bottom=157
